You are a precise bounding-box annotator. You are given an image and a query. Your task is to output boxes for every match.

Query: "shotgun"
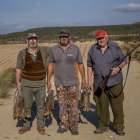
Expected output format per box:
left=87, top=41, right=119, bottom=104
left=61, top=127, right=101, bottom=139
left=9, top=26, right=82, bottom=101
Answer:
left=98, top=44, right=140, bottom=91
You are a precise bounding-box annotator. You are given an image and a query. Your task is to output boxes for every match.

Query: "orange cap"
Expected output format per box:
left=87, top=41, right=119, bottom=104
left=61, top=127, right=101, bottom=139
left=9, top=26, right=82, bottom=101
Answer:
left=96, top=30, right=107, bottom=39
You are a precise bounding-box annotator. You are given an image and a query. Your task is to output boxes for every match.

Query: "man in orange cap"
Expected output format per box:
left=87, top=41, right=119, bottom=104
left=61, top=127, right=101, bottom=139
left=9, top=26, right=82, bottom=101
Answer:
left=87, top=30, right=127, bottom=136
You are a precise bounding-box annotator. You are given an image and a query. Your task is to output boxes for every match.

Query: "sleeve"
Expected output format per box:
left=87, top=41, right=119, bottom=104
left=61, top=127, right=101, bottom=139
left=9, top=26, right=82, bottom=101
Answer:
left=45, top=46, right=51, bottom=57
left=16, top=51, right=23, bottom=69
left=77, top=48, right=83, bottom=64
left=87, top=47, right=93, bottom=67
left=115, top=44, right=127, bottom=63
left=49, top=48, right=54, bottom=63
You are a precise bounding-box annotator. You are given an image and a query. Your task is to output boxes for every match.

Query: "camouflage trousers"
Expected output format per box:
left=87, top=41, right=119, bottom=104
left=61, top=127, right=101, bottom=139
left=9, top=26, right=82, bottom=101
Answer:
left=55, top=84, right=79, bottom=129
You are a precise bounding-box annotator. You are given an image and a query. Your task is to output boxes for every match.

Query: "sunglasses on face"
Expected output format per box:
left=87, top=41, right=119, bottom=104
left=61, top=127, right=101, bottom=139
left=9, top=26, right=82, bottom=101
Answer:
left=60, top=36, right=69, bottom=38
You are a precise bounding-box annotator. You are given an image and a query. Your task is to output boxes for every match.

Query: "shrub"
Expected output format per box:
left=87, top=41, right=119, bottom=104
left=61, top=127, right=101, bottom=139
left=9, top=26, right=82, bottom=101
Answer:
left=123, top=46, right=130, bottom=55
left=130, top=44, right=135, bottom=48
left=134, top=51, right=140, bottom=58
left=0, top=68, right=16, bottom=98
left=0, top=84, right=10, bottom=98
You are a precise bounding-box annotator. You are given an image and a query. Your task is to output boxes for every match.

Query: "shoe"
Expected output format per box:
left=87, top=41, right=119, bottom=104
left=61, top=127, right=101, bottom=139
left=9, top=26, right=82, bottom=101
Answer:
left=115, top=130, right=125, bottom=136
left=71, top=129, right=79, bottom=135
left=57, top=128, right=68, bottom=133
left=94, top=128, right=109, bottom=134
left=37, top=125, right=45, bottom=135
left=19, top=126, right=30, bottom=134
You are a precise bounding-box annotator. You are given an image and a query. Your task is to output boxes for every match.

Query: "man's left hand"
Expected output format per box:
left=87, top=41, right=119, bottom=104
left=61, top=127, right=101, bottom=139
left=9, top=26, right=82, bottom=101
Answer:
left=110, top=67, right=120, bottom=76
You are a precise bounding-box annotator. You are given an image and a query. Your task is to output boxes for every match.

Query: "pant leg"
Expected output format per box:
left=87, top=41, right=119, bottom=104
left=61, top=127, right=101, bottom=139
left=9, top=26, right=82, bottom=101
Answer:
left=67, top=84, right=79, bottom=129
left=56, top=85, right=69, bottom=129
left=109, top=81, right=125, bottom=131
left=93, top=85, right=110, bottom=130
left=34, top=86, right=46, bottom=127
left=21, top=86, right=34, bottom=127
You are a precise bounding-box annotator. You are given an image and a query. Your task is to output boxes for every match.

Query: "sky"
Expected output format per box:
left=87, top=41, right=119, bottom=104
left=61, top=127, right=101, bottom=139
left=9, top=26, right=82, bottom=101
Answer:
left=0, top=0, right=140, bottom=35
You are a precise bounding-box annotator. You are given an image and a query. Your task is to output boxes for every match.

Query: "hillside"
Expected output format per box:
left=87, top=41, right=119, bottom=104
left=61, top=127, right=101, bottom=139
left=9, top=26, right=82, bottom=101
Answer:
left=0, top=22, right=140, bottom=44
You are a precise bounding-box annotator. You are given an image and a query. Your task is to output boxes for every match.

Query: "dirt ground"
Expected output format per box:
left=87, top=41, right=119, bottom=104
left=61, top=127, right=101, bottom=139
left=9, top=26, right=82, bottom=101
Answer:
left=0, top=42, right=140, bottom=140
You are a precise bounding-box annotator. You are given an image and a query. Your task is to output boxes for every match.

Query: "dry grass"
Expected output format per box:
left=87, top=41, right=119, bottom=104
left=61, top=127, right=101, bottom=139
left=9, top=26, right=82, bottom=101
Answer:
left=0, top=68, right=16, bottom=98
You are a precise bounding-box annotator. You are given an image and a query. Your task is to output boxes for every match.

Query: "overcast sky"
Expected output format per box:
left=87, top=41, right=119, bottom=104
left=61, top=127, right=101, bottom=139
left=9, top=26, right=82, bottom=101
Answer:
left=0, top=0, right=140, bottom=35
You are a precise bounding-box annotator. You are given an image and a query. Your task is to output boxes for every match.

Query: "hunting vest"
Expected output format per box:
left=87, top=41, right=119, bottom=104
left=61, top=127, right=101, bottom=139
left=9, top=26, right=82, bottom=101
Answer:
left=21, top=48, right=46, bottom=80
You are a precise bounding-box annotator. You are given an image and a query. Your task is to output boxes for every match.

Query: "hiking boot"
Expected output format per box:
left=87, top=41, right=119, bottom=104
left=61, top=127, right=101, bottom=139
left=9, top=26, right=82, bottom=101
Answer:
left=71, top=129, right=79, bottom=135
left=37, top=125, right=45, bottom=135
left=19, top=126, right=30, bottom=134
left=94, top=128, right=109, bottom=134
left=57, top=128, right=68, bottom=133
left=115, top=130, right=125, bottom=136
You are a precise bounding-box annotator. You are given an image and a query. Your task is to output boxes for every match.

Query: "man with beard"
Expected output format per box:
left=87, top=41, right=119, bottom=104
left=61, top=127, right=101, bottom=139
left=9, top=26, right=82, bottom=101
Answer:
left=87, top=30, right=127, bottom=136
left=47, top=29, right=87, bottom=135
left=16, top=33, right=50, bottom=135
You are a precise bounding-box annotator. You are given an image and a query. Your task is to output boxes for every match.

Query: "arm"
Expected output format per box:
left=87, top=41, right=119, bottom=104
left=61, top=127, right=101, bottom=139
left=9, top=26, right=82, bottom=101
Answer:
left=16, top=68, right=21, bottom=90
left=110, top=43, right=127, bottom=76
left=110, top=61, right=127, bottom=76
left=47, top=63, right=54, bottom=89
left=87, top=66, right=93, bottom=91
left=78, top=63, right=87, bottom=88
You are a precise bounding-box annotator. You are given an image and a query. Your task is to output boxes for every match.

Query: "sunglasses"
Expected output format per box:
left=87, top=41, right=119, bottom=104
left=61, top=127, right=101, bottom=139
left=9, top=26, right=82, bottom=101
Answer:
left=60, top=36, right=69, bottom=38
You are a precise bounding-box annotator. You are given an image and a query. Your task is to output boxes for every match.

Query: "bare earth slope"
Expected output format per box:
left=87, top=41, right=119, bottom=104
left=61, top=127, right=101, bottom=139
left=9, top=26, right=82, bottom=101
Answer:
left=0, top=42, right=140, bottom=140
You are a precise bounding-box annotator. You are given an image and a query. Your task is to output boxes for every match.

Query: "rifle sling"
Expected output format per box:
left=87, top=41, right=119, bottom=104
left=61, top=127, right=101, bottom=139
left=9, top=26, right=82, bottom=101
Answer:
left=107, top=54, right=131, bottom=98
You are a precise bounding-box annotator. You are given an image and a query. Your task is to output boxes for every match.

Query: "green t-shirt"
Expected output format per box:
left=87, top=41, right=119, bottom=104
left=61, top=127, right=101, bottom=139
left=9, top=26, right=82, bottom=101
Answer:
left=16, top=46, right=51, bottom=87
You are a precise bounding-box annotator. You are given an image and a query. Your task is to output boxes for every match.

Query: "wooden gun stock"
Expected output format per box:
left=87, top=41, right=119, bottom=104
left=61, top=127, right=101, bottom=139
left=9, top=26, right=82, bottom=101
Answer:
left=98, top=75, right=110, bottom=91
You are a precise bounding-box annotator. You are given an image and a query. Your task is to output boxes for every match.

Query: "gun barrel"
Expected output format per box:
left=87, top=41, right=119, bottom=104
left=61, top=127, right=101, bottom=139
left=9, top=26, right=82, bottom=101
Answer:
left=113, top=44, right=140, bottom=68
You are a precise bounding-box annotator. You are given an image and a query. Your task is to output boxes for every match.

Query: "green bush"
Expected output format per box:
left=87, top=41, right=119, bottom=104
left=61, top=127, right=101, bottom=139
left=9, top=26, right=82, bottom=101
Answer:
left=130, top=44, right=135, bottom=48
left=134, top=51, right=140, bottom=58
left=123, top=46, right=130, bottom=55
left=0, top=84, right=10, bottom=98
left=0, top=68, right=16, bottom=98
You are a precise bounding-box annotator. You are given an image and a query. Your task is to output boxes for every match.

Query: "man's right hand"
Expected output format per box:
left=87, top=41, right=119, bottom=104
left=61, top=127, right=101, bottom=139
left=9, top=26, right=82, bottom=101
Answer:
left=47, top=81, right=51, bottom=89
left=88, top=83, right=92, bottom=91
left=17, top=83, right=21, bottom=90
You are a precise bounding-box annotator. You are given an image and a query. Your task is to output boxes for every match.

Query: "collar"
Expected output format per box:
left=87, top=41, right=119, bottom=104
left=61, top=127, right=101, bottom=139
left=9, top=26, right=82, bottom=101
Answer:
left=58, top=43, right=71, bottom=49
left=27, top=46, right=39, bottom=54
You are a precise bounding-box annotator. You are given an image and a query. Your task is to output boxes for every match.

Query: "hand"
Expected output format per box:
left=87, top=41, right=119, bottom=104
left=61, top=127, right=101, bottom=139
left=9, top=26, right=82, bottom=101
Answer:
left=47, top=81, right=51, bottom=89
left=110, top=67, right=120, bottom=76
left=69, top=40, right=75, bottom=45
left=17, top=83, right=21, bottom=90
left=81, top=80, right=87, bottom=88
left=88, top=83, right=92, bottom=91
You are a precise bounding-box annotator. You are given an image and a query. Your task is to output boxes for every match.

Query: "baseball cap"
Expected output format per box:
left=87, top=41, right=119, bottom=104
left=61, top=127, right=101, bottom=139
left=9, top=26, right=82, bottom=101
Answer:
left=59, top=29, right=70, bottom=37
left=96, top=30, right=107, bottom=39
left=27, top=33, right=38, bottom=39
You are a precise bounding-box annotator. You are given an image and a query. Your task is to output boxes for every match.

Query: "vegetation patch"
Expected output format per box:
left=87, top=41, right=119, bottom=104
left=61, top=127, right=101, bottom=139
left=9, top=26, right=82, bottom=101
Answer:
left=0, top=68, right=16, bottom=98
left=0, top=22, right=139, bottom=44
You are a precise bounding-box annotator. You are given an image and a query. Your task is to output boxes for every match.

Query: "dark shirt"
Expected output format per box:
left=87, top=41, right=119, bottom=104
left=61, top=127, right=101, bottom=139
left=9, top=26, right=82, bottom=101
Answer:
left=87, top=40, right=127, bottom=87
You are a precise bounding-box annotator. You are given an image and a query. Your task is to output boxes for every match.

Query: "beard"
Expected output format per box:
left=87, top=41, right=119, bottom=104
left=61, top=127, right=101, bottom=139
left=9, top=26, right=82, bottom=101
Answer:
left=60, top=39, right=68, bottom=45
left=29, top=43, right=37, bottom=48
